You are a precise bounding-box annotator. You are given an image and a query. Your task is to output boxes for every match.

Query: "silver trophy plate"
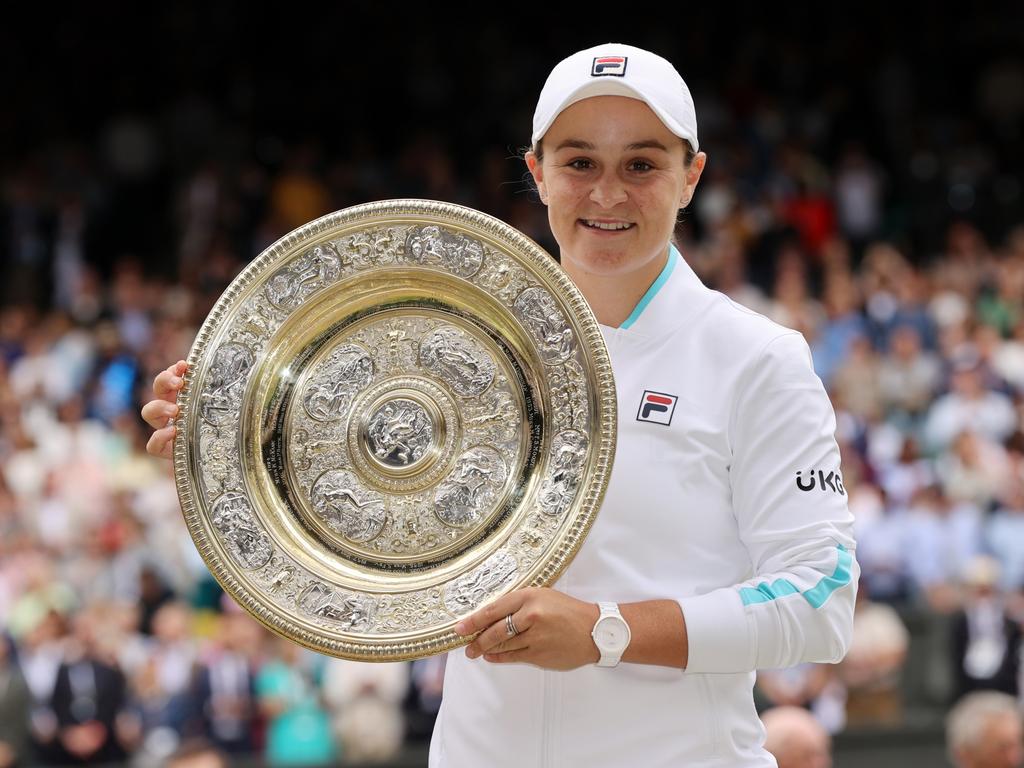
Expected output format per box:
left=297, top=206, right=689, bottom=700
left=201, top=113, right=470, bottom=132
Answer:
left=173, top=199, right=617, bottom=660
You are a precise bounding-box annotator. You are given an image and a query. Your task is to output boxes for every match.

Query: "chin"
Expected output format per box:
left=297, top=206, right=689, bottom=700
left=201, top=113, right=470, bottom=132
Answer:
left=563, top=253, right=634, bottom=278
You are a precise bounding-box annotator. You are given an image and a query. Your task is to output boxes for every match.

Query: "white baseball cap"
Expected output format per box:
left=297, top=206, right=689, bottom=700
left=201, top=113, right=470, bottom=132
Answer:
left=532, top=43, right=699, bottom=153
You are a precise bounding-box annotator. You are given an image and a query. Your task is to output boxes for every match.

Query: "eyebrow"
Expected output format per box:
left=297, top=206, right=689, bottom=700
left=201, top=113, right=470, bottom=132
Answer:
left=552, top=138, right=670, bottom=152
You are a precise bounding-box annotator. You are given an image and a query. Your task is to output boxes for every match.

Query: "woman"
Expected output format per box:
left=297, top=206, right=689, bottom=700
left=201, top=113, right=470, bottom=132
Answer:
left=143, top=43, right=858, bottom=767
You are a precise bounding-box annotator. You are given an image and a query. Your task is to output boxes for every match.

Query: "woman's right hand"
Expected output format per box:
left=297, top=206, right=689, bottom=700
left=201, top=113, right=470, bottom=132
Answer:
left=142, top=360, right=187, bottom=460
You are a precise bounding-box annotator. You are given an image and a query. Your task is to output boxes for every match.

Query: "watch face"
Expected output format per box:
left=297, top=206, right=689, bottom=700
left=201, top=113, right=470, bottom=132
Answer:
left=595, top=616, right=629, bottom=653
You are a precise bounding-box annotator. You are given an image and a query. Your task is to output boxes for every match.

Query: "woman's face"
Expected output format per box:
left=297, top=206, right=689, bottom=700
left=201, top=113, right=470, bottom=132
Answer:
left=526, top=95, right=705, bottom=283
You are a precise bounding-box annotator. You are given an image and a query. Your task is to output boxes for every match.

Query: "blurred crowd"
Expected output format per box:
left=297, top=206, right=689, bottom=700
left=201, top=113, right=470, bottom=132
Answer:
left=3, top=10, right=1024, bottom=768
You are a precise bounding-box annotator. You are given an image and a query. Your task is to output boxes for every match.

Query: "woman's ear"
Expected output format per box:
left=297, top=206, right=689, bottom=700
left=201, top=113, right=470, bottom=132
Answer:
left=526, top=150, right=547, bottom=205
left=680, top=151, right=707, bottom=207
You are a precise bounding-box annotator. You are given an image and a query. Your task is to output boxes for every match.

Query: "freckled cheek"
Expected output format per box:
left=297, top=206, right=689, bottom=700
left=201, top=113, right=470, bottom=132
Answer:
left=633, top=189, right=681, bottom=229
left=548, top=187, right=592, bottom=226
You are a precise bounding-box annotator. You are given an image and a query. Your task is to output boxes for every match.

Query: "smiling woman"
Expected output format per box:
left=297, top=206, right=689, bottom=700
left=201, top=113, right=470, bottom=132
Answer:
left=525, top=95, right=706, bottom=327
left=432, top=43, right=859, bottom=768
left=140, top=41, right=858, bottom=768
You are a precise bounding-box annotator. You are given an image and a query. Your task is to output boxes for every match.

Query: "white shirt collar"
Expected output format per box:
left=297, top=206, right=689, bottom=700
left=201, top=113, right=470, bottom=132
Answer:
left=600, top=242, right=709, bottom=340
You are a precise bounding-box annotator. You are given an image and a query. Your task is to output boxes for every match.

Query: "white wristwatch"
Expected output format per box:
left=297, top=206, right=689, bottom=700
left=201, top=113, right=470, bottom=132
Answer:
left=591, top=602, right=631, bottom=667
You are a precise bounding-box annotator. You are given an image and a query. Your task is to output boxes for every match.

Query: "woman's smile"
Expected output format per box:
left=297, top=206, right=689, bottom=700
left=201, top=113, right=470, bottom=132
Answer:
left=578, top=218, right=636, bottom=234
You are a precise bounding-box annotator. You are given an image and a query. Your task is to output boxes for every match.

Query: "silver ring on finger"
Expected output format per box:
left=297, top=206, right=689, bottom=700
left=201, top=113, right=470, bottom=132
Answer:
left=505, top=613, right=519, bottom=637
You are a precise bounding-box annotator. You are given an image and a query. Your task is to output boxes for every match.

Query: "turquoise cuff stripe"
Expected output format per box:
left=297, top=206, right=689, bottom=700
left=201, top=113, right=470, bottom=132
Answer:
left=739, top=579, right=800, bottom=605
left=739, top=545, right=853, bottom=609
left=619, top=244, right=678, bottom=329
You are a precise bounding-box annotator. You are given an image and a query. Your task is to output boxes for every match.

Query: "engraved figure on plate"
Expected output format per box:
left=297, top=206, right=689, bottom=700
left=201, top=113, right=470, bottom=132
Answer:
left=310, top=469, right=387, bottom=543
left=539, top=430, right=589, bottom=517
left=264, top=245, right=341, bottom=310
left=211, top=493, right=274, bottom=569
left=513, top=287, right=575, bottom=363
left=200, top=343, right=255, bottom=425
left=343, top=227, right=401, bottom=267
left=434, top=446, right=508, bottom=528
left=443, top=550, right=519, bottom=615
left=404, top=225, right=484, bottom=278
left=418, top=326, right=495, bottom=397
left=302, top=344, right=374, bottom=422
left=298, top=583, right=376, bottom=631
left=366, top=399, right=433, bottom=466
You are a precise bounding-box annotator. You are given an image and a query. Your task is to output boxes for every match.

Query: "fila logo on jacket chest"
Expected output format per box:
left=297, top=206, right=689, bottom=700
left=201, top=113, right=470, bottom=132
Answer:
left=636, top=390, right=678, bottom=426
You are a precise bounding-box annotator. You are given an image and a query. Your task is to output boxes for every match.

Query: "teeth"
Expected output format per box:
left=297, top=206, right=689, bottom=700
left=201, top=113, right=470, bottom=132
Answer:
left=584, top=220, right=633, bottom=231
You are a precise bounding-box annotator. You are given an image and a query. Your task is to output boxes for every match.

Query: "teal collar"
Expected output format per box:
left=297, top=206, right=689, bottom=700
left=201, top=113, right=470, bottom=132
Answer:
left=619, top=244, right=679, bottom=330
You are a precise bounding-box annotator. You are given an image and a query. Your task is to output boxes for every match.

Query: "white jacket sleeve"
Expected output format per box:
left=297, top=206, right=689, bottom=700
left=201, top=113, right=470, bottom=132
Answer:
left=678, top=331, right=859, bottom=674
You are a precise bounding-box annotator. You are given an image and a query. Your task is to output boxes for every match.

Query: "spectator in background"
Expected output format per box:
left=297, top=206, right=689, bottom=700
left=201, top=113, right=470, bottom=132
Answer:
left=993, top=319, right=1024, bottom=393
left=322, top=658, right=409, bottom=763
left=256, top=636, right=336, bottom=766
left=937, top=430, right=1011, bottom=510
left=855, top=495, right=910, bottom=603
left=875, top=435, right=934, bottom=510
left=831, top=334, right=883, bottom=421
left=864, top=248, right=936, bottom=354
left=761, top=706, right=832, bottom=768
left=923, top=350, right=1017, bottom=454
left=128, top=601, right=198, bottom=761
left=164, top=738, right=228, bottom=768
left=756, top=664, right=846, bottom=734
left=946, top=691, right=1023, bottom=768
left=710, top=232, right=771, bottom=316
left=987, top=479, right=1024, bottom=594
left=978, top=260, right=1024, bottom=339
left=834, top=143, right=885, bottom=256
left=137, top=565, right=175, bottom=637
left=190, top=611, right=260, bottom=756
left=766, top=248, right=826, bottom=340
left=950, top=556, right=1021, bottom=702
left=811, top=270, right=866, bottom=387
left=877, top=323, right=943, bottom=428
left=46, top=608, right=130, bottom=765
left=838, top=583, right=910, bottom=728
left=0, top=634, right=31, bottom=768
left=901, top=483, right=982, bottom=612
left=407, top=655, right=446, bottom=742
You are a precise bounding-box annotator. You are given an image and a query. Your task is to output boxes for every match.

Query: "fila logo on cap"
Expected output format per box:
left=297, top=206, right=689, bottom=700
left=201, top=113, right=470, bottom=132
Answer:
left=591, top=56, right=627, bottom=77
left=637, top=390, right=677, bottom=426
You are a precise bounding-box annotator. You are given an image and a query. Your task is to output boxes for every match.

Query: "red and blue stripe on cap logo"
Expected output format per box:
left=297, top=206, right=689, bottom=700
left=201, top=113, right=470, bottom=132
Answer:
left=591, top=56, right=627, bottom=77
left=637, top=390, right=677, bottom=426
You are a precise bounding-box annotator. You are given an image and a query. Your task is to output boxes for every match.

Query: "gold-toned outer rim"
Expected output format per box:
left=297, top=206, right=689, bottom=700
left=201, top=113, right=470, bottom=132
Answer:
left=173, top=199, right=617, bottom=660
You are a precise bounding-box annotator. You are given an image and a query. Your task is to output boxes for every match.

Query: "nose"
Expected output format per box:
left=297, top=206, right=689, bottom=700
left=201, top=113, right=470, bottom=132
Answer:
left=589, top=169, right=628, bottom=208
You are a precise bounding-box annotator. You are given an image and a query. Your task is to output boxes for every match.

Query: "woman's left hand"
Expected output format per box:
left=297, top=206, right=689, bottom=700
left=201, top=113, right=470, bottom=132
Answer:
left=454, top=586, right=600, bottom=670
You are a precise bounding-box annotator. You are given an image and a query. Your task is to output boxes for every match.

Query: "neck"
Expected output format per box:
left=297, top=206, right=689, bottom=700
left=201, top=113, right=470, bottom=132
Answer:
left=562, top=245, right=672, bottom=327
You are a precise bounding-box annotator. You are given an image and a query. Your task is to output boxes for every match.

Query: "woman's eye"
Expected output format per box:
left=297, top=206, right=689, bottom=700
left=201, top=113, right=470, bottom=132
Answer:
left=629, top=160, right=654, bottom=172
left=567, top=158, right=594, bottom=170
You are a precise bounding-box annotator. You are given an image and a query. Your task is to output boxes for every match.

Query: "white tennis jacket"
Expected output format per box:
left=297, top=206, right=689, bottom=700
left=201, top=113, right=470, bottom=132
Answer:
left=430, top=244, right=858, bottom=767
